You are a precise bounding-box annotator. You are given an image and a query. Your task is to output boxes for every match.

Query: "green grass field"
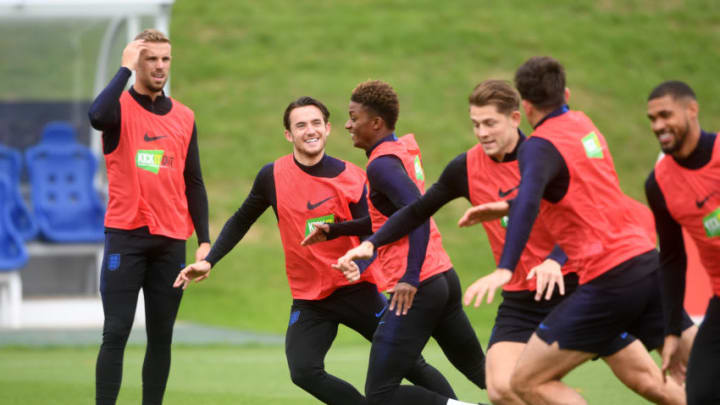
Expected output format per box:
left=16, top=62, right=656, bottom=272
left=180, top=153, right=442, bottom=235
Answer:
left=0, top=339, right=659, bottom=404
left=171, top=0, right=720, bottom=333
left=3, top=0, right=720, bottom=403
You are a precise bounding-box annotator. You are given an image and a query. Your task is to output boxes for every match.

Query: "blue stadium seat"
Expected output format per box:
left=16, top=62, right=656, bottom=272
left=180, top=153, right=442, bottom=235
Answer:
left=25, top=121, right=105, bottom=242
left=0, top=144, right=38, bottom=241
left=0, top=177, right=29, bottom=269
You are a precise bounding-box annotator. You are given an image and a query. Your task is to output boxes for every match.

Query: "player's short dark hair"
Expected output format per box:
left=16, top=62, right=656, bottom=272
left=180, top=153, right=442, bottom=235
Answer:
left=648, top=80, right=696, bottom=102
left=468, top=80, right=521, bottom=115
left=514, top=56, right=566, bottom=111
left=134, top=29, right=171, bottom=44
left=350, top=80, right=399, bottom=130
left=283, top=96, right=331, bottom=130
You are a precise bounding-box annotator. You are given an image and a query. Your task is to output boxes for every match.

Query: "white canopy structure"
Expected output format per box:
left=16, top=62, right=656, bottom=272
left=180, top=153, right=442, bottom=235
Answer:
left=0, top=0, right=175, bottom=328
left=0, top=0, right=174, bottom=157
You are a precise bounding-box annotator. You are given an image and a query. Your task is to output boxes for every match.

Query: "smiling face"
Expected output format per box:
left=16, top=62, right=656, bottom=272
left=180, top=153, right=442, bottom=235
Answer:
left=469, top=104, right=521, bottom=160
left=135, top=41, right=171, bottom=95
left=647, top=94, right=698, bottom=157
left=345, top=101, right=383, bottom=151
left=284, top=105, right=330, bottom=164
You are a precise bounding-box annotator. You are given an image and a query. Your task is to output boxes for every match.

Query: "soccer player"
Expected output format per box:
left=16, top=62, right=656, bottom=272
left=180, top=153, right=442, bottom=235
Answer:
left=333, top=79, right=691, bottom=405
left=331, top=80, right=487, bottom=405
left=173, top=96, right=455, bottom=405
left=88, top=30, right=211, bottom=405
left=645, top=81, right=719, bottom=404
left=460, top=57, right=686, bottom=405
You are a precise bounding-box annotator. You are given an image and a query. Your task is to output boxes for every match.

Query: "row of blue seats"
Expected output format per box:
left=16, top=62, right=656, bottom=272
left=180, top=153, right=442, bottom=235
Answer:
left=0, top=122, right=105, bottom=270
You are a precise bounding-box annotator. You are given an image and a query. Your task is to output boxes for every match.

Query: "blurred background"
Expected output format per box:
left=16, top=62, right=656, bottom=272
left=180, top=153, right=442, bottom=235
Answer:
left=1, top=0, right=719, bottom=403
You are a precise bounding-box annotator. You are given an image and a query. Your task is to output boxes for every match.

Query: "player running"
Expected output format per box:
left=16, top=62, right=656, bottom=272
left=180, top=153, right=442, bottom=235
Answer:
left=334, top=79, right=693, bottom=405
left=173, top=96, right=454, bottom=405
left=327, top=80, right=487, bottom=405
left=458, top=57, right=688, bottom=405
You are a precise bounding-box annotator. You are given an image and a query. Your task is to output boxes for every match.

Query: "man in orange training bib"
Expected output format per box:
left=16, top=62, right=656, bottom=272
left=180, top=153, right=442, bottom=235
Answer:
left=645, top=80, right=720, bottom=404
left=331, top=80, right=487, bottom=405
left=174, top=96, right=455, bottom=405
left=460, top=57, right=689, bottom=405
left=89, top=29, right=211, bottom=405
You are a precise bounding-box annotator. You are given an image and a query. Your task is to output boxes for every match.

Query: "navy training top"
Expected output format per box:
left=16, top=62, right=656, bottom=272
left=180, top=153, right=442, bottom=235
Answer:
left=88, top=67, right=210, bottom=244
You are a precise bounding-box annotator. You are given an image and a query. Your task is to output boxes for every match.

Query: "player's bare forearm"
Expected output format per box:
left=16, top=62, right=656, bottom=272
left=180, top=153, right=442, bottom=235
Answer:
left=458, top=200, right=510, bottom=227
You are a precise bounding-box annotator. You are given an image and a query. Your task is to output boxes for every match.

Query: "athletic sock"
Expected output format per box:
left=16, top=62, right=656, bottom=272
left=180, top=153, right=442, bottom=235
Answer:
left=447, top=399, right=475, bottom=405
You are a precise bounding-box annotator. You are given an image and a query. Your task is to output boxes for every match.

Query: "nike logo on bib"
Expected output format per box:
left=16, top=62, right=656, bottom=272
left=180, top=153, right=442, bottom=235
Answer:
left=498, top=185, right=519, bottom=198
left=696, top=192, right=717, bottom=209
left=307, top=196, right=335, bottom=210
left=144, top=133, right=168, bottom=142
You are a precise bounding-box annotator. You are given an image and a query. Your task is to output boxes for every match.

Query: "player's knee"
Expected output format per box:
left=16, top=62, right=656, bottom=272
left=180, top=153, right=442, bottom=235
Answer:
left=288, top=362, right=324, bottom=390
left=145, top=339, right=171, bottom=356
left=145, top=325, right=174, bottom=347
left=509, top=369, right=534, bottom=400
left=101, top=316, right=133, bottom=348
left=487, top=376, right=515, bottom=404
left=365, top=376, right=398, bottom=405
left=626, top=374, right=667, bottom=403
left=365, top=387, right=393, bottom=405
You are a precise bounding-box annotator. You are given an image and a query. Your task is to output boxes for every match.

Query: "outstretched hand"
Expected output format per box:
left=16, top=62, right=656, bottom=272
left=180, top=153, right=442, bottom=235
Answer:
left=458, top=200, right=510, bottom=228
left=463, top=269, right=512, bottom=307
left=332, top=260, right=361, bottom=282
left=301, top=223, right=330, bottom=246
left=527, top=258, right=564, bottom=301
left=339, top=241, right=375, bottom=262
left=331, top=241, right=375, bottom=282
left=173, top=260, right=212, bottom=290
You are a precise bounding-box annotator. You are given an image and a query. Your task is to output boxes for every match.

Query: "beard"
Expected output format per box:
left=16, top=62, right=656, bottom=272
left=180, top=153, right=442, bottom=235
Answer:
left=139, top=72, right=168, bottom=93
left=659, top=118, right=690, bottom=155
left=146, top=79, right=167, bottom=93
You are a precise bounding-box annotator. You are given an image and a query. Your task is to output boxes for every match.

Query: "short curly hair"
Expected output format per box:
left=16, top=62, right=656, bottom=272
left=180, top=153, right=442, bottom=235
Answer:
left=134, top=29, right=171, bottom=44
left=350, top=80, right=399, bottom=130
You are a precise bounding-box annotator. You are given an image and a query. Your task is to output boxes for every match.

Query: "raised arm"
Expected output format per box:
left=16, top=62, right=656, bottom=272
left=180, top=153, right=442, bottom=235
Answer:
left=88, top=40, right=149, bottom=153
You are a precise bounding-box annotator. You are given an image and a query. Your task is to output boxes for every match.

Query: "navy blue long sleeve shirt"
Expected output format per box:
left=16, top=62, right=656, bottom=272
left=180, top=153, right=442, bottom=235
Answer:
left=645, top=130, right=717, bottom=335
left=204, top=154, right=373, bottom=271
left=88, top=67, right=210, bottom=244
left=497, top=106, right=571, bottom=271
left=367, top=131, right=567, bottom=268
left=363, top=134, right=430, bottom=286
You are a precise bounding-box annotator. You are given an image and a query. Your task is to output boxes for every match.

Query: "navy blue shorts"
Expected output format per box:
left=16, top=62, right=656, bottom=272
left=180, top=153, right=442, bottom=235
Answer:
left=488, top=273, right=637, bottom=356
left=536, top=250, right=693, bottom=356
left=488, top=273, right=579, bottom=348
